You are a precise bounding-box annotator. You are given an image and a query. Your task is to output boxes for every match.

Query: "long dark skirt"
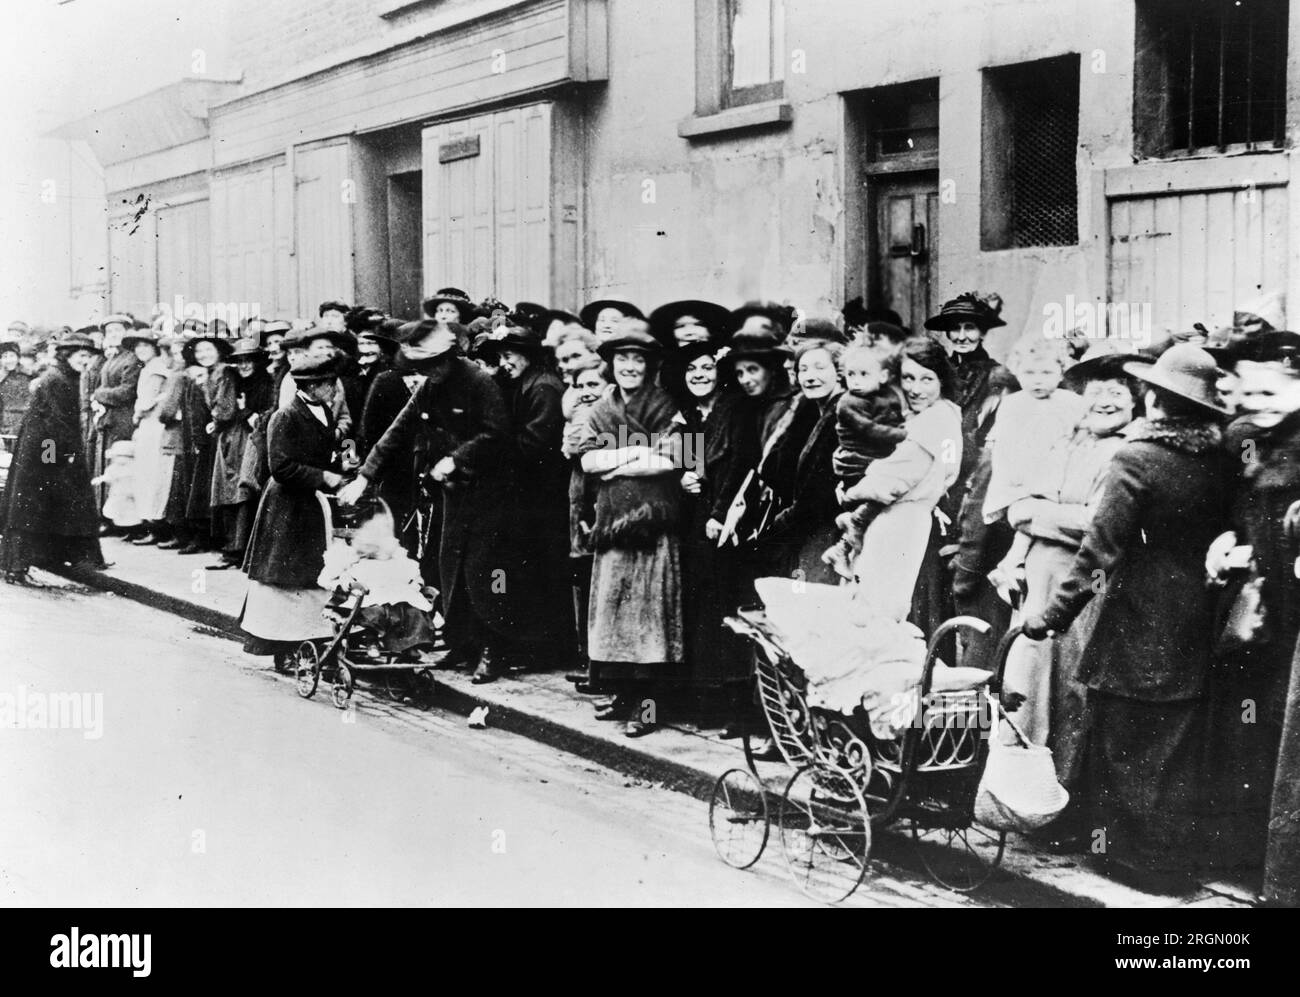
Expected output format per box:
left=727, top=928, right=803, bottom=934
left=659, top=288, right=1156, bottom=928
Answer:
left=1264, top=632, right=1300, bottom=906
left=680, top=534, right=747, bottom=689
left=1203, top=638, right=1293, bottom=872
left=1078, top=691, right=1207, bottom=876
left=1, top=529, right=104, bottom=574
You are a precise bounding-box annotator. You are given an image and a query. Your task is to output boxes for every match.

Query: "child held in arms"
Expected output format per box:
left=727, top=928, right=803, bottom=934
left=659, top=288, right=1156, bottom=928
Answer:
left=822, top=343, right=908, bottom=580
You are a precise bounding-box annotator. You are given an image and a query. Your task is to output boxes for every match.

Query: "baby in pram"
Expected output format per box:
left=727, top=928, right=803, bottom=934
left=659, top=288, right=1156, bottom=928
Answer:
left=317, top=502, right=441, bottom=662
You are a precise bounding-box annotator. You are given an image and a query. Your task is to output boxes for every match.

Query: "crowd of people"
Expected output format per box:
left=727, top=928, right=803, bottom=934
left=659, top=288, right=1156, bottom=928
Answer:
left=2, top=285, right=1298, bottom=904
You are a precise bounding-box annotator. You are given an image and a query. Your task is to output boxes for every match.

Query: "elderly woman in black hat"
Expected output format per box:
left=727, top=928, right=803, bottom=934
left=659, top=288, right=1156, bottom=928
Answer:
left=568, top=324, right=685, bottom=737
left=486, top=322, right=575, bottom=677
left=423, top=287, right=478, bottom=326
left=343, top=318, right=513, bottom=682
left=240, top=355, right=347, bottom=666
left=1022, top=344, right=1230, bottom=893
left=1202, top=331, right=1300, bottom=898
left=206, top=337, right=275, bottom=569
left=1, top=332, right=108, bottom=583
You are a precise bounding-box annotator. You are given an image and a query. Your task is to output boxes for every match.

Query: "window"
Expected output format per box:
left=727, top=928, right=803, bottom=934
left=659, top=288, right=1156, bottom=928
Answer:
left=1135, top=0, right=1287, bottom=157
left=724, top=0, right=785, bottom=107
left=865, top=80, right=939, bottom=163
left=981, top=55, right=1080, bottom=250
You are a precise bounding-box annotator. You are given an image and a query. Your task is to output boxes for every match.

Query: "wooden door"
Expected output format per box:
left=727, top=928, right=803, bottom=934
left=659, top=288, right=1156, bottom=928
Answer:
left=872, top=173, right=938, bottom=333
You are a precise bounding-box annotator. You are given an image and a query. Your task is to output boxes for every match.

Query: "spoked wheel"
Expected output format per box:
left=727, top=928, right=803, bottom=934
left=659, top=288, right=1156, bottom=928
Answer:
left=294, top=641, right=321, bottom=699
left=383, top=668, right=414, bottom=703
left=709, top=768, right=770, bottom=869
left=778, top=764, right=872, bottom=904
left=331, top=660, right=355, bottom=710
left=910, top=821, right=1007, bottom=893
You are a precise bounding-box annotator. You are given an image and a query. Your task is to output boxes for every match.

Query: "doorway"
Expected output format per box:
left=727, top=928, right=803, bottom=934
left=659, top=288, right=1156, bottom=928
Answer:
left=872, top=172, right=938, bottom=333
left=845, top=78, right=940, bottom=333
left=388, top=171, right=423, bottom=319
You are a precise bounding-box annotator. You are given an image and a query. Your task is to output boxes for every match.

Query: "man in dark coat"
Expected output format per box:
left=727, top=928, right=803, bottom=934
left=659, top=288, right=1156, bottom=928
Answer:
left=494, top=325, right=575, bottom=672
left=343, top=322, right=512, bottom=681
left=358, top=323, right=435, bottom=559
left=89, top=316, right=143, bottom=524
left=1024, top=344, right=1230, bottom=892
left=1, top=333, right=108, bottom=582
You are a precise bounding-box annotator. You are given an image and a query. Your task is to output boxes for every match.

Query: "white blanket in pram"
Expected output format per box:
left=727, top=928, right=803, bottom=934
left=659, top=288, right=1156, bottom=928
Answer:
left=754, top=579, right=989, bottom=739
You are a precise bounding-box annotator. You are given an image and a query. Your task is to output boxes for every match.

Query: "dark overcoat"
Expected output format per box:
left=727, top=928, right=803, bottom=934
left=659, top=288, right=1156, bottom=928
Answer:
left=2, top=359, right=99, bottom=539
left=242, top=397, right=339, bottom=587
left=1041, top=418, right=1230, bottom=701
left=360, top=352, right=510, bottom=648
left=502, top=363, right=572, bottom=651
left=359, top=367, right=422, bottom=554
left=0, top=369, right=33, bottom=436
left=91, top=351, right=143, bottom=447
left=756, top=392, right=842, bottom=586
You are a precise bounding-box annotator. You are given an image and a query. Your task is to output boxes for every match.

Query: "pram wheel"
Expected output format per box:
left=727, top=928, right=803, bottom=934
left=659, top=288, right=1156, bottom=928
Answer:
left=331, top=661, right=355, bottom=709
left=295, top=642, right=321, bottom=699
left=778, top=764, right=871, bottom=904
left=709, top=768, right=770, bottom=869
left=910, top=822, right=1006, bottom=893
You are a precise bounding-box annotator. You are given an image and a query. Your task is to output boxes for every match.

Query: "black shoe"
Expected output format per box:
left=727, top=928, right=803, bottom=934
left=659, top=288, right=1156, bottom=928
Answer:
left=176, top=543, right=206, bottom=555
left=719, top=722, right=746, bottom=740
left=471, top=648, right=502, bottom=684
left=749, top=737, right=782, bottom=762
left=434, top=646, right=478, bottom=671
left=98, top=524, right=120, bottom=537
left=624, top=718, right=657, bottom=738
left=565, top=669, right=590, bottom=683
left=205, top=560, right=236, bottom=571
left=130, top=533, right=158, bottom=546
left=156, top=538, right=183, bottom=550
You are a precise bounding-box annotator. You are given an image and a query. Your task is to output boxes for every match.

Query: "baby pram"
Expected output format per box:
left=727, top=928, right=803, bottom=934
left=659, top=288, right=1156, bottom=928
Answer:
left=709, top=597, right=1021, bottom=903
left=288, top=494, right=439, bottom=709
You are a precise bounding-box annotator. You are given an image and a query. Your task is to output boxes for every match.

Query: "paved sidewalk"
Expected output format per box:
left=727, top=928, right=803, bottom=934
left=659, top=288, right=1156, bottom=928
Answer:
left=51, top=537, right=1254, bottom=909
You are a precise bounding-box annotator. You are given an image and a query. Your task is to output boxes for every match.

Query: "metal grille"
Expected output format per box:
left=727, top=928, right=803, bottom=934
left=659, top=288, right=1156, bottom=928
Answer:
left=1007, top=62, right=1079, bottom=248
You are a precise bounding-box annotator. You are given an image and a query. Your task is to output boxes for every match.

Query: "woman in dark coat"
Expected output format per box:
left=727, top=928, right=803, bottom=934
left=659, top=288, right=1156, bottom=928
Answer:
left=1024, top=344, right=1230, bottom=893
left=1204, top=331, right=1300, bottom=892
left=0, top=340, right=33, bottom=437
left=179, top=335, right=231, bottom=554
left=494, top=324, right=574, bottom=676
left=344, top=322, right=512, bottom=681
left=665, top=340, right=748, bottom=717
left=240, top=356, right=346, bottom=661
left=1, top=333, right=108, bottom=582
left=752, top=339, right=844, bottom=587
left=207, top=339, right=274, bottom=569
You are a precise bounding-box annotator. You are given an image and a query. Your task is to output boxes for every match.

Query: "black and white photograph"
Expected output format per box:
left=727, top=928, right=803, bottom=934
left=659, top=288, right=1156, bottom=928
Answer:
left=0, top=0, right=1294, bottom=929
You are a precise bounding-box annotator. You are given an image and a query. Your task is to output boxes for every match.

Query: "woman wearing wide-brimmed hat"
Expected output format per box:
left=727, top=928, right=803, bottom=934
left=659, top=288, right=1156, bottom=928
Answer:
left=423, top=287, right=478, bottom=325
left=1023, top=343, right=1230, bottom=893
left=579, top=299, right=645, bottom=341
left=663, top=338, right=749, bottom=718
left=240, top=355, right=347, bottom=666
left=1, top=333, right=109, bottom=582
left=487, top=323, right=575, bottom=679
left=648, top=299, right=733, bottom=350
left=569, top=325, right=685, bottom=736
left=1201, top=331, right=1300, bottom=900
left=176, top=333, right=234, bottom=554
left=206, top=338, right=275, bottom=569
